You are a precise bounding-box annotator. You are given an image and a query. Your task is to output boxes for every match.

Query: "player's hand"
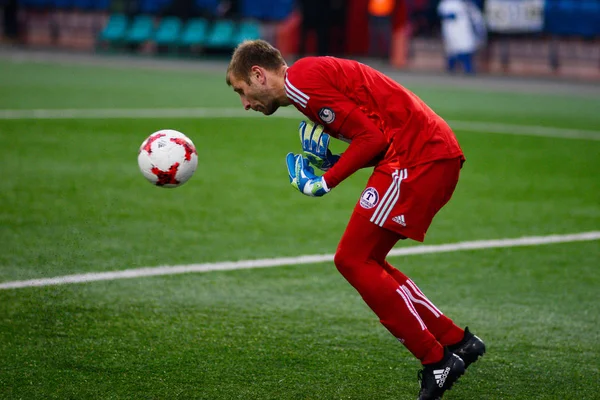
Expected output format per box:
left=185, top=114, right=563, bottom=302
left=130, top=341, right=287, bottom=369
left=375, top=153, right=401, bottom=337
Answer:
left=286, top=153, right=330, bottom=197
left=298, top=120, right=340, bottom=171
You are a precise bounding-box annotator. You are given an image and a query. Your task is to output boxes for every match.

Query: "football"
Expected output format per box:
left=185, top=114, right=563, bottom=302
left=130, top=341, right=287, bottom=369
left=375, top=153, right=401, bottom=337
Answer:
left=137, top=129, right=198, bottom=188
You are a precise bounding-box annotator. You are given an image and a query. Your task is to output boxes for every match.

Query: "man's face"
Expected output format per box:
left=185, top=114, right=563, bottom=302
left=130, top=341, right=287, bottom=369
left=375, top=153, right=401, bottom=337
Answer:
left=228, top=68, right=280, bottom=116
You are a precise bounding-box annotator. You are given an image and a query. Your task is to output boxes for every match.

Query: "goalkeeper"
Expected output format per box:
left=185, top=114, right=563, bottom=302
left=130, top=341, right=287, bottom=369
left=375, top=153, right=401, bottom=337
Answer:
left=226, top=39, right=485, bottom=400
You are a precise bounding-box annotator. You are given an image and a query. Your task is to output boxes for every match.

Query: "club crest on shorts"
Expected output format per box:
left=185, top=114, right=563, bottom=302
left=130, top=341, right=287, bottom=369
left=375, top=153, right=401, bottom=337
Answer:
left=360, top=187, right=379, bottom=209
left=318, top=107, right=335, bottom=124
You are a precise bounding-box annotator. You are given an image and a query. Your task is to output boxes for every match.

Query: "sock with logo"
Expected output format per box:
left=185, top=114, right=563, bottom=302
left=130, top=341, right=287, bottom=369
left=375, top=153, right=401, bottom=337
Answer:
left=382, top=261, right=465, bottom=346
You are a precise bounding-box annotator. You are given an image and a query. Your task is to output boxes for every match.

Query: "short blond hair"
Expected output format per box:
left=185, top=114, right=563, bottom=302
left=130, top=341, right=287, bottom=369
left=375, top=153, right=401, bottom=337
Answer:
left=226, top=40, right=286, bottom=85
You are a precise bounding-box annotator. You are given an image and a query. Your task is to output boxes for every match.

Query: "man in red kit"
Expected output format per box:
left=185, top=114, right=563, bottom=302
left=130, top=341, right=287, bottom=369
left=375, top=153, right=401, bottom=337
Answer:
left=226, top=39, right=486, bottom=400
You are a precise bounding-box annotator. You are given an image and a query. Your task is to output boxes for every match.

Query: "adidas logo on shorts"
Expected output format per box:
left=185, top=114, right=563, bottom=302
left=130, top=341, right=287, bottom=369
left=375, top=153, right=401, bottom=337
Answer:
left=392, top=215, right=406, bottom=226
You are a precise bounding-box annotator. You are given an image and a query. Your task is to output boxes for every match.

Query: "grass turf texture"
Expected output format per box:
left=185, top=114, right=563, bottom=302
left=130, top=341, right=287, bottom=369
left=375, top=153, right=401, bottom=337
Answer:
left=1, top=59, right=599, bottom=399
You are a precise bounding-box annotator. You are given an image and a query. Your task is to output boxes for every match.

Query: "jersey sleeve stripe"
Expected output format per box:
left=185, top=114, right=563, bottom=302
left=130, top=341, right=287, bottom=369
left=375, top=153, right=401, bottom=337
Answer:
left=285, top=86, right=308, bottom=108
left=284, top=76, right=310, bottom=101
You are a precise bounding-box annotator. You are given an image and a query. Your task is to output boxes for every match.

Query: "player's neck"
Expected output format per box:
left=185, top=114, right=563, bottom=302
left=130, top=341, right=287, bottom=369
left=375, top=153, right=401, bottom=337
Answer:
left=275, top=65, right=291, bottom=107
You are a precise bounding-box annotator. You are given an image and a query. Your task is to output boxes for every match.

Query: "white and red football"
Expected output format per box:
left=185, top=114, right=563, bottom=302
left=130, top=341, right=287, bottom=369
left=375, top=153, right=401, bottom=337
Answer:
left=137, top=129, right=198, bottom=188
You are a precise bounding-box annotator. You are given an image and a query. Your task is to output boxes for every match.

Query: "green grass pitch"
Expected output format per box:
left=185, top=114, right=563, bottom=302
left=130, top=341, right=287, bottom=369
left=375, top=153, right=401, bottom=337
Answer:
left=0, top=59, right=599, bottom=399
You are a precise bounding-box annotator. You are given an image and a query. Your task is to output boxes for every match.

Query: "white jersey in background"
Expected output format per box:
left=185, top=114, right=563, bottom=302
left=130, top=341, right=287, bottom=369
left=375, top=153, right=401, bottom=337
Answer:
left=437, top=0, right=486, bottom=55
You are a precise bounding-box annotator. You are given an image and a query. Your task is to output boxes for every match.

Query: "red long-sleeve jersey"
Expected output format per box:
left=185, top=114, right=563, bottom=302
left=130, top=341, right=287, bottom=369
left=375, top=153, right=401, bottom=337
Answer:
left=284, top=57, right=464, bottom=189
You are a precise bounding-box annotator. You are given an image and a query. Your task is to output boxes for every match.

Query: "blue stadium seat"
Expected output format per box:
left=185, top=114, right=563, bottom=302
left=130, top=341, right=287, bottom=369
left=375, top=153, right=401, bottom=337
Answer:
left=264, top=0, right=293, bottom=21
left=19, top=0, right=52, bottom=8
left=154, top=16, right=182, bottom=46
left=544, top=0, right=600, bottom=37
left=205, top=19, right=236, bottom=48
left=195, top=0, right=219, bottom=15
left=579, top=1, right=600, bottom=37
left=72, top=0, right=94, bottom=10
left=124, top=15, right=155, bottom=44
left=99, top=14, right=128, bottom=42
left=93, top=0, right=110, bottom=10
left=239, top=0, right=293, bottom=21
left=139, top=0, right=165, bottom=14
left=179, top=18, right=209, bottom=46
left=240, top=0, right=264, bottom=19
left=232, top=20, right=260, bottom=45
left=53, top=0, right=74, bottom=9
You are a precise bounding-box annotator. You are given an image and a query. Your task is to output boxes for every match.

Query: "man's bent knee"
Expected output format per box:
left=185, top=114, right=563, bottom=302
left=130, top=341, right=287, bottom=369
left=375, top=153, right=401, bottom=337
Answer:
left=334, top=247, right=361, bottom=281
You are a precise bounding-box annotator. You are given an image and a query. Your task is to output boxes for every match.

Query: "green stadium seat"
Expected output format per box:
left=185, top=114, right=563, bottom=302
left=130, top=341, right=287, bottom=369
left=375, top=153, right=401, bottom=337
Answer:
left=179, top=18, right=209, bottom=47
left=125, top=15, right=155, bottom=44
left=205, top=19, right=236, bottom=48
left=154, top=17, right=183, bottom=46
left=232, top=20, right=261, bottom=45
left=99, top=14, right=128, bottom=42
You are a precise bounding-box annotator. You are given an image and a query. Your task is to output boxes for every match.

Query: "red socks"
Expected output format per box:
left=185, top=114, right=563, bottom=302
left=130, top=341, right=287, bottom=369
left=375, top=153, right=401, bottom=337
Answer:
left=383, top=261, right=465, bottom=348
left=334, top=254, right=446, bottom=364
left=335, top=212, right=464, bottom=365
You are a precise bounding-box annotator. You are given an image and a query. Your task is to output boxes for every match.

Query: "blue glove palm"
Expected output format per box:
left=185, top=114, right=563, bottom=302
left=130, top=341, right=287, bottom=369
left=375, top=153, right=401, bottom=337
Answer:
left=299, top=121, right=340, bottom=171
left=286, top=153, right=330, bottom=197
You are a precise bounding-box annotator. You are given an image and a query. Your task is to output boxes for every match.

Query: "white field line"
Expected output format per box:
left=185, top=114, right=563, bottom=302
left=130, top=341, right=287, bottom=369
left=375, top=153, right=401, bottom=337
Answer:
left=1, top=231, right=598, bottom=290
left=0, top=107, right=599, bottom=141
left=0, top=108, right=278, bottom=120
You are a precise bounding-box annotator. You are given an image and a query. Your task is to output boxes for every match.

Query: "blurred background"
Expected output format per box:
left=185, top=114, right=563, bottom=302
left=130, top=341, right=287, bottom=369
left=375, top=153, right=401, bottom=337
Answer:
left=1, top=0, right=599, bottom=80
left=1, top=1, right=599, bottom=399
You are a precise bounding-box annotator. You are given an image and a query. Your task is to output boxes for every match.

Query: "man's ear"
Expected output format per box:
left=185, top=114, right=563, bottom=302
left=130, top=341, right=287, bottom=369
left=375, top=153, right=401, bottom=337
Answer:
left=250, top=65, right=266, bottom=84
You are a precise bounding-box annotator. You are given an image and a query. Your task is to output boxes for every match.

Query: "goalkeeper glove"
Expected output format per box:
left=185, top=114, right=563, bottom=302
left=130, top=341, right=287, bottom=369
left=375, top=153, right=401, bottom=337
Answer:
left=286, top=153, right=330, bottom=197
left=298, top=120, right=340, bottom=171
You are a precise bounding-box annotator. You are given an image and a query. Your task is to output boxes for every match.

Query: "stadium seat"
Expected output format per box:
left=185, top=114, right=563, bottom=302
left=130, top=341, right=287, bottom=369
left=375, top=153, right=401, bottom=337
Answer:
left=240, top=0, right=293, bottom=21
left=204, top=19, right=236, bottom=48
left=93, top=0, right=110, bottom=10
left=154, top=16, right=182, bottom=46
left=179, top=18, right=209, bottom=47
left=544, top=0, right=600, bottom=37
left=232, top=20, right=261, bottom=45
left=139, top=0, right=164, bottom=15
left=195, top=0, right=219, bottom=15
left=19, top=0, right=52, bottom=8
left=124, top=15, right=155, bottom=44
left=98, top=14, right=128, bottom=42
left=53, top=0, right=74, bottom=9
left=72, top=0, right=94, bottom=10
left=579, top=1, right=600, bottom=37
left=240, top=0, right=263, bottom=19
left=264, top=0, right=294, bottom=21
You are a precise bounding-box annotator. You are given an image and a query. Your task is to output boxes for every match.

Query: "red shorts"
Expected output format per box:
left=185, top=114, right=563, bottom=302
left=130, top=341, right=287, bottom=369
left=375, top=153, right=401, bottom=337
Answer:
left=353, top=157, right=463, bottom=242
